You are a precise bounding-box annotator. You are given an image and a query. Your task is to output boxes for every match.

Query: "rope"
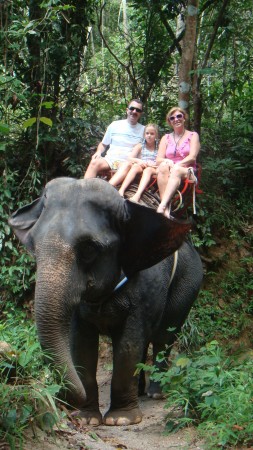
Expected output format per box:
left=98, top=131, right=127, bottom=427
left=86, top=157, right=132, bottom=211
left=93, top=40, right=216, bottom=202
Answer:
left=171, top=190, right=182, bottom=212
left=168, top=250, right=178, bottom=288
left=187, top=167, right=197, bottom=215
left=114, top=250, right=178, bottom=293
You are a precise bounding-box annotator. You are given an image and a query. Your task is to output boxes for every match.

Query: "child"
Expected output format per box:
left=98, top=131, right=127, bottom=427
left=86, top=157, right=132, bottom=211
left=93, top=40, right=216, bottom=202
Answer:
left=118, top=124, right=159, bottom=202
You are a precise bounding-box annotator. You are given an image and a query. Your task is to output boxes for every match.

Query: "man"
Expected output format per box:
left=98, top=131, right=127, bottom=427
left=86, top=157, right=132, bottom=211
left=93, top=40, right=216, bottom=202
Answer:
left=84, top=99, right=144, bottom=184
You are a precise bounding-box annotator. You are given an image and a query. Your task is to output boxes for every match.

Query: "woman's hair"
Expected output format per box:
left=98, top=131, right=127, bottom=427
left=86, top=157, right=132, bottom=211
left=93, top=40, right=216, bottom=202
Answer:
left=144, top=123, right=159, bottom=139
left=166, top=107, right=189, bottom=124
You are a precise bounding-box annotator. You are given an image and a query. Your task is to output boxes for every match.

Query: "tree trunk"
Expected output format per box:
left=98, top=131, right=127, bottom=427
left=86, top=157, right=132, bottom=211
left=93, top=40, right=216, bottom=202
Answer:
left=178, top=0, right=199, bottom=117
left=121, top=0, right=129, bottom=43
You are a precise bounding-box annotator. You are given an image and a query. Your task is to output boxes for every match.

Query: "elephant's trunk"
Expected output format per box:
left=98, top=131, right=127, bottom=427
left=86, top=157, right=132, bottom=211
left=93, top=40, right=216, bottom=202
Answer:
left=34, top=236, right=86, bottom=407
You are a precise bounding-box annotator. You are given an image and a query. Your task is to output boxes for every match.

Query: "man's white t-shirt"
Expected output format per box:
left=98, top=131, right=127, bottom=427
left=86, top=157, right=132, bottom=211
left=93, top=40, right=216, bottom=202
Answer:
left=102, top=119, right=145, bottom=167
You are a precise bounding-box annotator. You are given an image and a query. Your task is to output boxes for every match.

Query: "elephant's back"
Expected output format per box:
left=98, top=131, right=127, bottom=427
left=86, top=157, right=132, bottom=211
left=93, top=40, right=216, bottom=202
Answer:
left=123, top=183, right=160, bottom=209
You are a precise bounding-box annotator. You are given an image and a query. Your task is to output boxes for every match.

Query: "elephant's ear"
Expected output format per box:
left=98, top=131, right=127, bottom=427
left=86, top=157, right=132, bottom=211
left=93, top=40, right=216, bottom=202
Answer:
left=120, top=200, right=191, bottom=277
left=8, top=195, right=45, bottom=253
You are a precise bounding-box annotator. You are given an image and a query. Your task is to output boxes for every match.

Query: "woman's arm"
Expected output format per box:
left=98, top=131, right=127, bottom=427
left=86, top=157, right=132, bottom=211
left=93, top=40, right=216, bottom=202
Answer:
left=156, top=135, right=174, bottom=167
left=156, top=136, right=167, bottom=164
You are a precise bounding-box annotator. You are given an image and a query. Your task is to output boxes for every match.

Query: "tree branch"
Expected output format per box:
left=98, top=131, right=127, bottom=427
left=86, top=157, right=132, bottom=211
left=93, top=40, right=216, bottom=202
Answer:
left=156, top=6, right=182, bottom=56
left=97, top=2, right=129, bottom=72
left=201, top=0, right=231, bottom=71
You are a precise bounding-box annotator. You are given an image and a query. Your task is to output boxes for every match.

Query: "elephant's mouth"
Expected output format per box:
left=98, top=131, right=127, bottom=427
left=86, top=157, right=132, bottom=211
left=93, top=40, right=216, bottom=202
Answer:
left=83, top=274, right=128, bottom=307
left=85, top=297, right=105, bottom=307
left=81, top=287, right=131, bottom=323
left=82, top=289, right=114, bottom=308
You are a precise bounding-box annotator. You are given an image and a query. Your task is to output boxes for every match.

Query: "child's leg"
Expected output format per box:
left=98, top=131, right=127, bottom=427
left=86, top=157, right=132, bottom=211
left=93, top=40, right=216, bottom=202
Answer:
left=118, top=164, right=143, bottom=196
left=130, top=167, right=156, bottom=203
left=109, top=162, right=132, bottom=187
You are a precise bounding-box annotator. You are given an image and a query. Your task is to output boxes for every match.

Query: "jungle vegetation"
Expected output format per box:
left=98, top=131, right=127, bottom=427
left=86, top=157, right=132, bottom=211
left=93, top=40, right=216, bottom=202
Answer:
left=0, top=0, right=252, bottom=448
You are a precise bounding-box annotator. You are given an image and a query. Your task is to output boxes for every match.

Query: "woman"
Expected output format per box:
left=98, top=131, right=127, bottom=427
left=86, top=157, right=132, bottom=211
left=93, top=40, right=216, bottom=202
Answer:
left=156, top=107, right=200, bottom=218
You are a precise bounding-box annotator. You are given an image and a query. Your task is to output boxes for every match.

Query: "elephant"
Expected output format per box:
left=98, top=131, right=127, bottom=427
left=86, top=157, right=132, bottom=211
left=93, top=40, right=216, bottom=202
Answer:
left=9, top=177, right=203, bottom=426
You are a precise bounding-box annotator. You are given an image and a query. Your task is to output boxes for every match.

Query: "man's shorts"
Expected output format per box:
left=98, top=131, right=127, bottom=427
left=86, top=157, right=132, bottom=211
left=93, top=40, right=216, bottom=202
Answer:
left=104, top=156, right=125, bottom=170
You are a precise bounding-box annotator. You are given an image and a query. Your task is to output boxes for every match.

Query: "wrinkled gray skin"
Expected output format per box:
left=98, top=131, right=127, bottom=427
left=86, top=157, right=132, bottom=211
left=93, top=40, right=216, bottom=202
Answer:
left=9, top=177, right=203, bottom=426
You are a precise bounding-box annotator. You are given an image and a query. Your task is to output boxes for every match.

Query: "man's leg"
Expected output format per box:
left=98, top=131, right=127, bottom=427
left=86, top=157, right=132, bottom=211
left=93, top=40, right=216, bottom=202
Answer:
left=84, top=157, right=110, bottom=179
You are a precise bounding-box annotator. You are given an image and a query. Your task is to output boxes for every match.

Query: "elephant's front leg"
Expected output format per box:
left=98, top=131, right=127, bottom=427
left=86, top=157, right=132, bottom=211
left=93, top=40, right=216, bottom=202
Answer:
left=103, top=327, right=144, bottom=426
left=71, top=316, right=102, bottom=425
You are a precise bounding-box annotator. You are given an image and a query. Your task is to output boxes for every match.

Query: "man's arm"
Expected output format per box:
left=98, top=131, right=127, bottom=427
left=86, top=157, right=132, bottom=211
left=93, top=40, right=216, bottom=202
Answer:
left=91, top=142, right=107, bottom=160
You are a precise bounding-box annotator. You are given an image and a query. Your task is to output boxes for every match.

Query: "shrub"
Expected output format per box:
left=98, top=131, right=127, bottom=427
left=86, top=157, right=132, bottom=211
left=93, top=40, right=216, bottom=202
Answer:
left=0, top=170, right=36, bottom=303
left=138, top=341, right=253, bottom=449
left=0, top=305, right=64, bottom=449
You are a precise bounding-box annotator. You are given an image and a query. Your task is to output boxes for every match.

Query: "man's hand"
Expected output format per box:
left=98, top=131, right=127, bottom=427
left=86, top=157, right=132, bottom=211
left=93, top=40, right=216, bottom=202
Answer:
left=91, top=151, right=102, bottom=160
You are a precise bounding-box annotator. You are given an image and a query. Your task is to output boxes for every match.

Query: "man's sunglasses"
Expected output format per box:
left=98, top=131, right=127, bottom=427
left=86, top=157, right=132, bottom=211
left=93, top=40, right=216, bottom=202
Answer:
left=169, top=113, right=184, bottom=121
left=128, top=106, right=143, bottom=113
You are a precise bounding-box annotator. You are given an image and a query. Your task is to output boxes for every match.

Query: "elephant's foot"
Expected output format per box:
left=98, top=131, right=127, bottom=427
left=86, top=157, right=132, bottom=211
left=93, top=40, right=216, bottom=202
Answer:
left=103, top=407, right=142, bottom=426
left=147, top=380, right=164, bottom=400
left=78, top=409, right=103, bottom=425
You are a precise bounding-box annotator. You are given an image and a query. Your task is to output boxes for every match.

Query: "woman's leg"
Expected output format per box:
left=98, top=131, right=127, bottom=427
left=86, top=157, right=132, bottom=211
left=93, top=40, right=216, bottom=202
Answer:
left=130, top=167, right=156, bottom=203
left=109, top=162, right=132, bottom=187
left=157, top=166, right=187, bottom=217
left=156, top=163, right=170, bottom=198
left=118, top=164, right=143, bottom=196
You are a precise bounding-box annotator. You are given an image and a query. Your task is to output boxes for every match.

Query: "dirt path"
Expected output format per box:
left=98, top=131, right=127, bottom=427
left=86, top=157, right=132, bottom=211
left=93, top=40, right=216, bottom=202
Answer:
left=24, top=354, right=205, bottom=450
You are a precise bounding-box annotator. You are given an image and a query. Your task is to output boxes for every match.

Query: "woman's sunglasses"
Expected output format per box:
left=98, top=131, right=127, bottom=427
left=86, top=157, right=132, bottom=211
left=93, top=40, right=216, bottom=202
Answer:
left=169, top=113, right=184, bottom=121
left=128, top=106, right=143, bottom=113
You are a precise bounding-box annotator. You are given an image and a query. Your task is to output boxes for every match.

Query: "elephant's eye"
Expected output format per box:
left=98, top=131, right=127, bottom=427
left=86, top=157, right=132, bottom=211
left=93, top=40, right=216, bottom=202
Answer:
left=76, top=241, right=101, bottom=267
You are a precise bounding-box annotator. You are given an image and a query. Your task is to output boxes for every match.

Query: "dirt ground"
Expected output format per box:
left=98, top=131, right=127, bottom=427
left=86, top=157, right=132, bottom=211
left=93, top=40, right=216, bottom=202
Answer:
left=23, top=349, right=205, bottom=450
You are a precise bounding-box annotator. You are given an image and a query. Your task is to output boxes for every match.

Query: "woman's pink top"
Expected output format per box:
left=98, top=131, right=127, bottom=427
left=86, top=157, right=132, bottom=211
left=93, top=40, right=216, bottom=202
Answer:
left=165, top=131, right=197, bottom=167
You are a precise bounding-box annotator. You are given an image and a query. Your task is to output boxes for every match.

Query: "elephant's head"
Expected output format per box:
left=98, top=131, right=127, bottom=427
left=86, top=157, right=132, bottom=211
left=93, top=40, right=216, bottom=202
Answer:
left=9, top=177, right=191, bottom=406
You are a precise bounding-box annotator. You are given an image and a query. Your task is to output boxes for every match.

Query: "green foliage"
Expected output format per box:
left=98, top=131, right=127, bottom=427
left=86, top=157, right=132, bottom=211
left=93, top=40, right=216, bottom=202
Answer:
left=0, top=305, right=65, bottom=449
left=191, top=115, right=253, bottom=248
left=200, top=120, right=253, bottom=195
left=137, top=250, right=253, bottom=448
left=0, top=171, right=36, bottom=302
left=1, top=0, right=97, bottom=184
left=179, top=259, right=253, bottom=349
left=139, top=341, right=253, bottom=449
left=192, top=188, right=253, bottom=249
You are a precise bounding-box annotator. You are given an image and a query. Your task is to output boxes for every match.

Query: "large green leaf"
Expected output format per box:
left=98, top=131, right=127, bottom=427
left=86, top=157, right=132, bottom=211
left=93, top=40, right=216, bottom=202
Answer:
left=22, top=118, right=36, bottom=129
left=0, top=123, right=10, bottom=135
left=40, top=117, right=53, bottom=127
